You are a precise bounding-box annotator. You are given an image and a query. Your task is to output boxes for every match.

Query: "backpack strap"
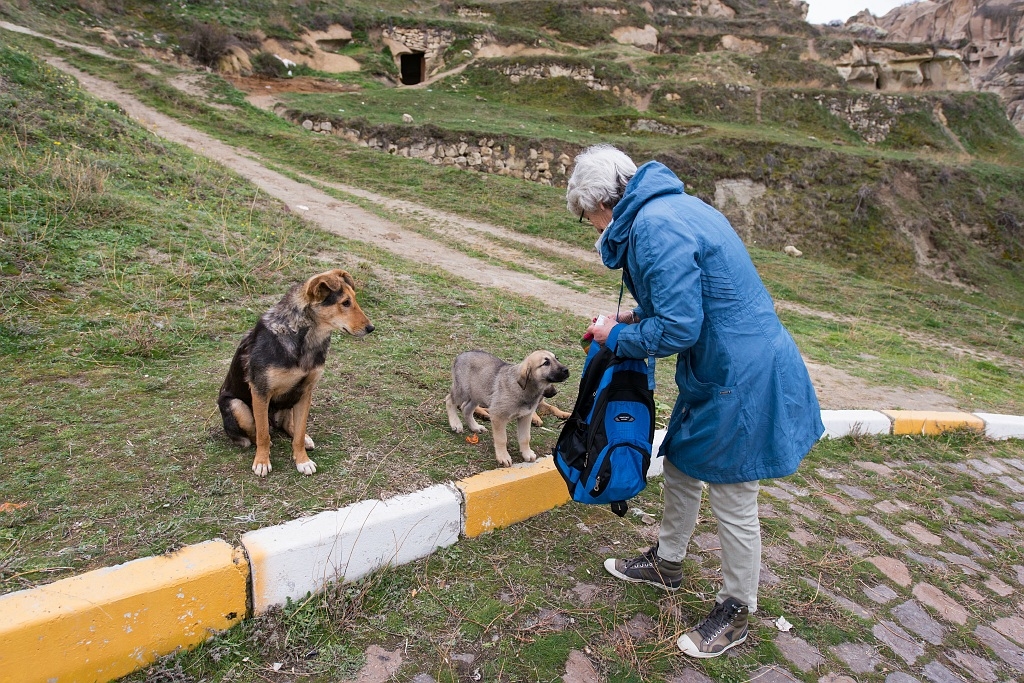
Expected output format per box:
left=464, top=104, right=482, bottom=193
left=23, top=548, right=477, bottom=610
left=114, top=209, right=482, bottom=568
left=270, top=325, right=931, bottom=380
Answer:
left=610, top=501, right=628, bottom=517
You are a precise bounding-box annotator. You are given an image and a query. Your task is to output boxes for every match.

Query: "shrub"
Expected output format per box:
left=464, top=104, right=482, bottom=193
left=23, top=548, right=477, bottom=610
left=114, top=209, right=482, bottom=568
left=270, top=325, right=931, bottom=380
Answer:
left=179, top=21, right=234, bottom=67
left=250, top=51, right=289, bottom=78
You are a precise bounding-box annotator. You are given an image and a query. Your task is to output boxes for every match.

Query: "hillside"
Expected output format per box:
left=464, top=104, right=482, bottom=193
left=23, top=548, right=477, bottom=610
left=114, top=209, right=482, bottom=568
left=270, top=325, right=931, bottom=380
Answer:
left=3, top=0, right=1023, bottom=299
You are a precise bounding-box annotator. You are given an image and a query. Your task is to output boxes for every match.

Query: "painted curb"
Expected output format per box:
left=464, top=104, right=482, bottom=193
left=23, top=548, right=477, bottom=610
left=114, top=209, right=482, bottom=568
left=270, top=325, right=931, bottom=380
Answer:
left=882, top=410, right=985, bottom=436
left=0, top=540, right=247, bottom=683
left=820, top=409, right=893, bottom=438
left=242, top=483, right=462, bottom=614
left=974, top=412, right=1024, bottom=440
left=457, top=456, right=570, bottom=537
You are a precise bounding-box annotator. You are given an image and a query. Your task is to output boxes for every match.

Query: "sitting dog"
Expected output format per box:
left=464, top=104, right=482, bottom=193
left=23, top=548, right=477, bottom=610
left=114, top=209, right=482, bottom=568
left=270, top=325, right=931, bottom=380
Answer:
left=218, top=269, right=374, bottom=476
left=445, top=350, right=570, bottom=467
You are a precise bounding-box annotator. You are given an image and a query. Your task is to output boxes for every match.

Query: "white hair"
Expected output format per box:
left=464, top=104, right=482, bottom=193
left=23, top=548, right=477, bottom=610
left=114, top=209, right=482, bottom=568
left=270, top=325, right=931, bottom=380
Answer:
left=565, top=144, right=637, bottom=217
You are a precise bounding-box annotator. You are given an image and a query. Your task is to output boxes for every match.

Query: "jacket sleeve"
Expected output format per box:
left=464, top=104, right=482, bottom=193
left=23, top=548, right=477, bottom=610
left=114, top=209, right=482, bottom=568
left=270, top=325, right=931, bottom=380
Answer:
left=611, top=209, right=704, bottom=360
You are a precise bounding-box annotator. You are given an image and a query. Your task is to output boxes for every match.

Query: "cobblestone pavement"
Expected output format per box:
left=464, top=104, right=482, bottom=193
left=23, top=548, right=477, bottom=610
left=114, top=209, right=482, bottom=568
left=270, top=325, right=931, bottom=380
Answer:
left=666, top=448, right=1024, bottom=682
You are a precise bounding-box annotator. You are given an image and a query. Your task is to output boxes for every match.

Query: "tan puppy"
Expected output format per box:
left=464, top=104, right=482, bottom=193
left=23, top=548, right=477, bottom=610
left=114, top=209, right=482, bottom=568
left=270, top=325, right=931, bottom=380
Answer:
left=218, top=269, right=374, bottom=476
left=445, top=350, right=570, bottom=467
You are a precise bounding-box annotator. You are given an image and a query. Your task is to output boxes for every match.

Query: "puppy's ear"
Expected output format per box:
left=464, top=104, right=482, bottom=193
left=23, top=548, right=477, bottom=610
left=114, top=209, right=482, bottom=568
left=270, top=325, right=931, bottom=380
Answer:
left=518, top=360, right=531, bottom=390
left=303, top=269, right=351, bottom=303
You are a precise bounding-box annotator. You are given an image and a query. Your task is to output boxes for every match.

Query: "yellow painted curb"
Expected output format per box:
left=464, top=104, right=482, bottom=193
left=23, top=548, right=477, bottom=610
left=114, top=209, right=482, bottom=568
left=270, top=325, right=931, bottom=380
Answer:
left=0, top=540, right=249, bottom=683
left=881, top=410, right=985, bottom=436
left=457, top=457, right=570, bottom=538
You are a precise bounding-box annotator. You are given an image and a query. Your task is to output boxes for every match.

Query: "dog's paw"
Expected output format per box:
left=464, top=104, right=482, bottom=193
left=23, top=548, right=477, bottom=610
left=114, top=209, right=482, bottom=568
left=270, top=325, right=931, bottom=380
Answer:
left=304, top=435, right=315, bottom=450
left=470, top=424, right=487, bottom=434
left=252, top=460, right=272, bottom=477
left=296, top=459, right=317, bottom=475
left=522, top=449, right=538, bottom=463
left=496, top=453, right=513, bottom=468
left=451, top=424, right=465, bottom=434
left=531, top=413, right=543, bottom=427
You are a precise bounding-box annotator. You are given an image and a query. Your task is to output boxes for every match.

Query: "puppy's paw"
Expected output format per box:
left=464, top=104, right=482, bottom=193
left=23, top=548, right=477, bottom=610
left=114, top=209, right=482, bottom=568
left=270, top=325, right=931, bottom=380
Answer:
left=296, top=459, right=317, bottom=475
left=522, top=449, right=538, bottom=463
left=531, top=413, right=543, bottom=427
left=450, top=423, right=464, bottom=434
left=304, top=435, right=315, bottom=450
left=496, top=452, right=513, bottom=468
left=470, top=424, right=487, bottom=434
left=252, top=460, right=272, bottom=477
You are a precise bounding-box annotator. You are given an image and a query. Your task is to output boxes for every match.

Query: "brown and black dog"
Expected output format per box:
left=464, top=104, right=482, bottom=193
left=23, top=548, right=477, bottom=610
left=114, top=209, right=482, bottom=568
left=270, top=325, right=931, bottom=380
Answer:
left=218, top=269, right=374, bottom=476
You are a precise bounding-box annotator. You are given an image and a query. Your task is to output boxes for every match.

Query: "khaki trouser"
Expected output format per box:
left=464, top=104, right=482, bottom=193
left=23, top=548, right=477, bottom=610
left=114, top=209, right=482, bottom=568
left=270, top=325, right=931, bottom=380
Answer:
left=657, top=458, right=761, bottom=612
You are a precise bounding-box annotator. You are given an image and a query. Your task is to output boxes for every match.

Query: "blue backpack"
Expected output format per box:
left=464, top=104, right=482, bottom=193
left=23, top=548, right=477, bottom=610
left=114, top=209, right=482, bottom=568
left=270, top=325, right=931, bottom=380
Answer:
left=553, top=325, right=655, bottom=517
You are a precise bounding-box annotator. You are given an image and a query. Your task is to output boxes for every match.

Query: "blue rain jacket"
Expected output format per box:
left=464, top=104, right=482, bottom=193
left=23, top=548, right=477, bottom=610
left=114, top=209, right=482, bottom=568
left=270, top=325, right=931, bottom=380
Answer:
left=601, top=161, right=823, bottom=484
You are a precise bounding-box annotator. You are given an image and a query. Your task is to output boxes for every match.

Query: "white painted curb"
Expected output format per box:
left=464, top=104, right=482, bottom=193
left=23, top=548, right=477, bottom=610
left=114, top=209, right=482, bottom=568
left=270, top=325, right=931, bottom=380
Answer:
left=242, top=484, right=462, bottom=614
left=973, top=413, right=1024, bottom=440
left=819, top=410, right=892, bottom=439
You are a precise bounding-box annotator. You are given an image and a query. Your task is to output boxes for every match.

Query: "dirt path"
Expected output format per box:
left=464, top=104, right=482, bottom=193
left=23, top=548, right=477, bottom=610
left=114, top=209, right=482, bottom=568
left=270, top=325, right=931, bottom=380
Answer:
left=12, top=25, right=964, bottom=411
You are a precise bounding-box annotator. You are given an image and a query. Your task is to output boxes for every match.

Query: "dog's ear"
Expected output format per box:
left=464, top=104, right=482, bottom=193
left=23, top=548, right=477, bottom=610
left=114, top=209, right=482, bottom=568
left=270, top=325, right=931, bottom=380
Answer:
left=303, top=269, right=352, bottom=303
left=517, top=360, right=532, bottom=390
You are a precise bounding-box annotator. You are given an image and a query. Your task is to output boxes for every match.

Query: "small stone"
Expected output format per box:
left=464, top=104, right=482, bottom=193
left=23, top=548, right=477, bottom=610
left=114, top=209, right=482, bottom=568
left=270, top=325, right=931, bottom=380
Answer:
left=992, top=615, right=1024, bottom=645
left=855, top=460, right=895, bottom=476
left=838, top=484, right=875, bottom=500
left=789, top=502, right=821, bottom=521
left=922, top=660, right=965, bottom=683
left=944, top=530, right=987, bottom=558
left=815, top=467, right=844, bottom=480
left=788, top=527, right=816, bottom=547
left=692, top=532, right=721, bottom=556
left=761, top=485, right=794, bottom=501
left=967, top=458, right=1004, bottom=475
left=747, top=666, right=794, bottom=683
left=873, top=620, right=924, bottom=664
left=937, top=551, right=983, bottom=573
left=912, top=583, right=969, bottom=625
left=867, top=556, right=912, bottom=587
left=412, top=674, right=438, bottom=683
left=572, top=583, right=600, bottom=606
left=874, top=500, right=902, bottom=514
left=864, top=584, right=899, bottom=604
left=892, top=600, right=945, bottom=645
left=1013, top=565, right=1024, bottom=585
left=302, top=119, right=313, bottom=130
left=858, top=516, right=909, bottom=545
left=960, top=585, right=985, bottom=603
left=997, top=476, right=1024, bottom=494
left=823, top=494, right=856, bottom=514
left=838, top=537, right=868, bottom=557
left=975, top=625, right=1024, bottom=673
left=819, top=676, right=855, bottom=683
left=773, top=632, right=824, bottom=672
left=984, top=575, right=1014, bottom=597
left=946, top=495, right=977, bottom=511
left=902, top=522, right=942, bottom=545
left=830, top=642, right=879, bottom=673
left=885, top=675, right=922, bottom=683
left=904, top=550, right=946, bottom=570
left=948, top=650, right=999, bottom=682
left=759, top=564, right=782, bottom=586
left=562, top=650, right=599, bottom=683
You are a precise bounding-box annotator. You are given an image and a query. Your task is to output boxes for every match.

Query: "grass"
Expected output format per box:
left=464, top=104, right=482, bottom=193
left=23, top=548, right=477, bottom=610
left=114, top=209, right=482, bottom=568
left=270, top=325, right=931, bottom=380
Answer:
left=115, top=431, right=1024, bottom=682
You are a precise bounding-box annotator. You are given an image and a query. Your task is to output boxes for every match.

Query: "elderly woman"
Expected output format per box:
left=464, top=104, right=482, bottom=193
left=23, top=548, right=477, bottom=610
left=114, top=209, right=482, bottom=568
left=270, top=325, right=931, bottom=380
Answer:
left=568, top=144, right=823, bottom=658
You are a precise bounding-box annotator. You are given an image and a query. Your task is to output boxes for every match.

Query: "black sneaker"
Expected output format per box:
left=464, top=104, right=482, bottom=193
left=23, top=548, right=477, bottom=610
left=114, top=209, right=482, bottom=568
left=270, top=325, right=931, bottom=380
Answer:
left=603, top=544, right=682, bottom=591
left=677, top=597, right=749, bottom=658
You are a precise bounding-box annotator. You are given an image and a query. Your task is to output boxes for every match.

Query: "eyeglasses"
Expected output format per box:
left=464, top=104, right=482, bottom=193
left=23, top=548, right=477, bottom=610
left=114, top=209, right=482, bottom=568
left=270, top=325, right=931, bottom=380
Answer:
left=579, top=210, right=585, bottom=223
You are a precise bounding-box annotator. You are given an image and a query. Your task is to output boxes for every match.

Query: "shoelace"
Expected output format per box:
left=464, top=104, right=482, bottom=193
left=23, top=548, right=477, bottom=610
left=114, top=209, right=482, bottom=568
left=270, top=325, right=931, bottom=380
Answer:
left=623, top=546, right=659, bottom=570
left=694, top=601, right=737, bottom=642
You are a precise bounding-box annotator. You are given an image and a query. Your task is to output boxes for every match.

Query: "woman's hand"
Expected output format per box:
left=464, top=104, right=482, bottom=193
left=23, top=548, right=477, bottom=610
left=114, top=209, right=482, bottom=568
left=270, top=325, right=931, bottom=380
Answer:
left=586, top=314, right=618, bottom=345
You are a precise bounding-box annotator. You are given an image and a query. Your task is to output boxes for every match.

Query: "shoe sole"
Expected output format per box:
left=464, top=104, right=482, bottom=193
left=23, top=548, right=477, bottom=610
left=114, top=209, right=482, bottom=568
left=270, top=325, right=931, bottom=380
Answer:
left=677, top=631, right=747, bottom=658
left=603, top=558, right=680, bottom=591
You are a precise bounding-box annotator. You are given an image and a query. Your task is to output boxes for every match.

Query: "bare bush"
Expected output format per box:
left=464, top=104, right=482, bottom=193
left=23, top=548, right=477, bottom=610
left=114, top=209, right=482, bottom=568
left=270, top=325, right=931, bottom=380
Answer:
left=179, top=21, right=234, bottom=67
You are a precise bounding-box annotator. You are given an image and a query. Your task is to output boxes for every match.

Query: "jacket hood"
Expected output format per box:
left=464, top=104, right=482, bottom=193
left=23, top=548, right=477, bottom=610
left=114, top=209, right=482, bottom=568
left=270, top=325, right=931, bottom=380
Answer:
left=600, top=161, right=685, bottom=269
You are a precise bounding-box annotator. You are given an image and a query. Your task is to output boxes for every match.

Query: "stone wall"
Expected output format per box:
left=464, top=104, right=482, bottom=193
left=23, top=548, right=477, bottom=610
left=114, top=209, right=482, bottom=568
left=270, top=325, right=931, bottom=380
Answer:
left=290, top=113, right=577, bottom=185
